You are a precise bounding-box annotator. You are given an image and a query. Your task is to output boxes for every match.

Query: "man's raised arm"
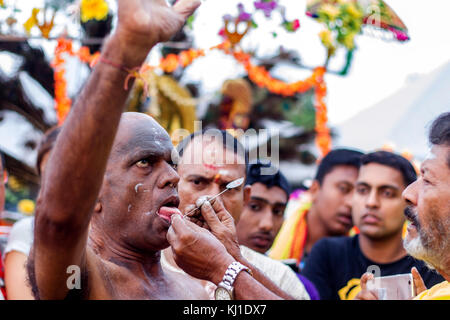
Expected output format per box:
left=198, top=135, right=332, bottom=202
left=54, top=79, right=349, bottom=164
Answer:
left=32, top=0, right=200, bottom=299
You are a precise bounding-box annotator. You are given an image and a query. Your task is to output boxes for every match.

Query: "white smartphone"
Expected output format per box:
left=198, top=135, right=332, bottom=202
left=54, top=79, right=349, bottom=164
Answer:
left=367, top=273, right=414, bottom=300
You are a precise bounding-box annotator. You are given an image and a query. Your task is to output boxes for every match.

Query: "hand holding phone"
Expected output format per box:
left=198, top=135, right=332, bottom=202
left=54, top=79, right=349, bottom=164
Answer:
left=367, top=273, right=414, bottom=300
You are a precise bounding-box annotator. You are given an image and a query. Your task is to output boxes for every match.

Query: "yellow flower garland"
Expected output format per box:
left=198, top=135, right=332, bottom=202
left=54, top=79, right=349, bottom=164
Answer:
left=80, top=0, right=109, bottom=23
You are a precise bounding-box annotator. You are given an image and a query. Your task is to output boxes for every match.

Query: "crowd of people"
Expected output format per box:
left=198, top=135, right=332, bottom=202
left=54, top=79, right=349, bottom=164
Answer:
left=0, top=0, right=449, bottom=300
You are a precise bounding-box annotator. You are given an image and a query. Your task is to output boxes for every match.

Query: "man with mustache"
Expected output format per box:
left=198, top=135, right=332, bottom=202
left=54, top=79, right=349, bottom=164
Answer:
left=302, top=151, right=444, bottom=300
left=162, top=130, right=309, bottom=300
left=27, top=0, right=290, bottom=300
left=358, top=112, right=450, bottom=300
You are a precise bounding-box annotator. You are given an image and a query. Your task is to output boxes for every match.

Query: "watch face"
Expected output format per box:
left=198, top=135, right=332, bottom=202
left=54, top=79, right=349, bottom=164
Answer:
left=215, top=287, right=232, bottom=300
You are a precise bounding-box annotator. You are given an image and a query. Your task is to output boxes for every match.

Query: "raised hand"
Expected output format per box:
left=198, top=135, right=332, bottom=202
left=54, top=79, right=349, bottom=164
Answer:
left=115, top=0, right=201, bottom=52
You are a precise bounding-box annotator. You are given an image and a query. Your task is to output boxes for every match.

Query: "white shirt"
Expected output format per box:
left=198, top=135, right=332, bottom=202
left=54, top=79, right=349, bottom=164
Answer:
left=3, top=217, right=34, bottom=259
left=161, top=245, right=310, bottom=300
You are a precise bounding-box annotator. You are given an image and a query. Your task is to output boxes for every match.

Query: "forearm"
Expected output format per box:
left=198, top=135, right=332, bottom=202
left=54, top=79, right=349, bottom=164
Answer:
left=207, top=254, right=285, bottom=300
left=39, top=34, right=152, bottom=227
left=4, top=252, right=34, bottom=300
left=232, top=271, right=283, bottom=300
left=236, top=256, right=294, bottom=300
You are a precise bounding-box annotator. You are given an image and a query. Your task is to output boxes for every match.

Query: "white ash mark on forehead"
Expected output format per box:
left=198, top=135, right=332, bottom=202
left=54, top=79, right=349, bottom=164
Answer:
left=135, top=183, right=144, bottom=193
left=218, top=169, right=231, bottom=177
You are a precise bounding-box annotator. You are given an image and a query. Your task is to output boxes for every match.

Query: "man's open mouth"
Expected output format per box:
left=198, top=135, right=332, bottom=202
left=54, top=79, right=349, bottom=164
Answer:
left=404, top=207, right=419, bottom=227
left=157, top=196, right=181, bottom=223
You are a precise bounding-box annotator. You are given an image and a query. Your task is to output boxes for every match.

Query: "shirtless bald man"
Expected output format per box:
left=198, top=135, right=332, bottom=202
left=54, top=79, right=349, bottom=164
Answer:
left=28, top=0, right=286, bottom=300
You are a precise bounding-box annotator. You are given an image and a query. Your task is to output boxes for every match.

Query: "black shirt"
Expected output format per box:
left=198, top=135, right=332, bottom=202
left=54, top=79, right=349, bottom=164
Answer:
left=301, top=235, right=445, bottom=300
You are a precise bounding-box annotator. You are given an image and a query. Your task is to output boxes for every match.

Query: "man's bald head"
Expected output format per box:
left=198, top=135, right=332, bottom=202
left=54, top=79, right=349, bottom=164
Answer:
left=91, top=112, right=180, bottom=253
left=110, top=112, right=173, bottom=162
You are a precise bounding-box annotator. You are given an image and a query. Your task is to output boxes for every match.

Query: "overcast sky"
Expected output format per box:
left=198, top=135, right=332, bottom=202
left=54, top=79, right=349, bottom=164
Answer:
left=185, top=0, right=450, bottom=125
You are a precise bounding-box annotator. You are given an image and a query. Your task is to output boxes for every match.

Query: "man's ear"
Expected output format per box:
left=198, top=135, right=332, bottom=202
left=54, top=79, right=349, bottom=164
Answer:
left=243, top=185, right=251, bottom=206
left=309, top=180, right=321, bottom=203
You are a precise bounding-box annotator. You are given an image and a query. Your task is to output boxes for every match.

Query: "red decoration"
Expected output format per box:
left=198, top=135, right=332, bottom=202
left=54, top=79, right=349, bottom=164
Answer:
left=51, top=38, right=331, bottom=157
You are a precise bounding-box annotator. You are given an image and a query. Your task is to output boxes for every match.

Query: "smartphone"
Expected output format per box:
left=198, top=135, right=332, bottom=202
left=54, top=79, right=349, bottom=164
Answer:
left=367, top=273, right=414, bottom=300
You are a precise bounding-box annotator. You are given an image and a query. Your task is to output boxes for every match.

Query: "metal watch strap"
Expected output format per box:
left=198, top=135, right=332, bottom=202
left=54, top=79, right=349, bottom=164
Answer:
left=221, top=261, right=253, bottom=288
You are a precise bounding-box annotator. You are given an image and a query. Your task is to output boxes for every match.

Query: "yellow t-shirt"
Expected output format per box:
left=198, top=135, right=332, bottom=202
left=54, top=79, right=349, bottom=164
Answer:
left=414, top=281, right=450, bottom=300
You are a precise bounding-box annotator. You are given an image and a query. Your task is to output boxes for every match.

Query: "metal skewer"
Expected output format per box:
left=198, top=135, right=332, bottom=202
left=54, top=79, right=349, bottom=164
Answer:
left=184, top=177, right=244, bottom=217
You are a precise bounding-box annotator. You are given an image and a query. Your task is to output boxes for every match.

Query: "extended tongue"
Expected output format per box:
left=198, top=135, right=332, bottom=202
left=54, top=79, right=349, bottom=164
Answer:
left=158, top=206, right=182, bottom=221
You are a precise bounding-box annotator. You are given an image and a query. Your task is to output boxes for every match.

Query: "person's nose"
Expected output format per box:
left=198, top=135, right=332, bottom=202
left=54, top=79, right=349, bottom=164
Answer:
left=258, top=209, right=274, bottom=233
left=157, top=161, right=180, bottom=189
left=343, top=190, right=354, bottom=211
left=365, top=189, right=380, bottom=209
left=402, top=180, right=418, bottom=206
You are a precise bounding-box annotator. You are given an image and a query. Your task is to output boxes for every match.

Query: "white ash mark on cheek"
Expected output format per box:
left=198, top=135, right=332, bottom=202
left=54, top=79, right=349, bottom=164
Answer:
left=145, top=211, right=153, bottom=216
left=128, top=204, right=132, bottom=213
left=135, top=183, right=144, bottom=193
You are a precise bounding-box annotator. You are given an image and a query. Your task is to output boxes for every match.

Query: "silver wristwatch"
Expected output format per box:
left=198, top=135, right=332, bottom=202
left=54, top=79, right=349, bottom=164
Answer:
left=215, top=261, right=252, bottom=300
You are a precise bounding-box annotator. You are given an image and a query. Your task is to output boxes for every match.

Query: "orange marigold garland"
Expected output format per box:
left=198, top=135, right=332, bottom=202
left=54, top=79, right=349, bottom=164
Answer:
left=314, top=75, right=331, bottom=157
left=159, top=48, right=205, bottom=72
left=52, top=38, right=100, bottom=125
left=52, top=38, right=73, bottom=125
left=52, top=38, right=332, bottom=157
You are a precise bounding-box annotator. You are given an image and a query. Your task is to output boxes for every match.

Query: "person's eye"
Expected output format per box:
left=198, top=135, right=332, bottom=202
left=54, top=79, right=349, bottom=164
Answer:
left=338, top=185, right=351, bottom=194
left=136, top=159, right=150, bottom=168
left=273, top=208, right=284, bottom=216
left=382, top=190, right=395, bottom=198
left=191, top=178, right=206, bottom=188
left=249, top=203, right=261, bottom=211
left=422, top=177, right=432, bottom=186
left=356, top=186, right=368, bottom=195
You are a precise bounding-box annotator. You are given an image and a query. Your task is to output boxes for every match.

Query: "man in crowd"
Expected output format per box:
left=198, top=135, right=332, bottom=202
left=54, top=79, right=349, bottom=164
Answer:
left=302, top=151, right=444, bottom=300
left=162, top=130, right=309, bottom=299
left=236, top=161, right=290, bottom=254
left=357, top=112, right=450, bottom=300
left=403, top=112, right=450, bottom=299
left=235, top=160, right=320, bottom=299
left=28, top=0, right=290, bottom=300
left=4, top=126, right=61, bottom=300
left=269, top=148, right=363, bottom=270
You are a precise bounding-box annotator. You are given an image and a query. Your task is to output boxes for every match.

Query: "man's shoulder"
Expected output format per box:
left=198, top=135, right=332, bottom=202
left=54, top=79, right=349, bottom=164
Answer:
left=240, top=245, right=289, bottom=269
left=240, top=246, right=309, bottom=300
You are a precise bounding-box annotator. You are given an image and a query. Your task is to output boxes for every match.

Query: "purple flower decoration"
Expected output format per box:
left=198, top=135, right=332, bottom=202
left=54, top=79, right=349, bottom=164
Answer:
left=237, top=3, right=252, bottom=21
left=223, top=14, right=233, bottom=21
left=254, top=0, right=278, bottom=18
